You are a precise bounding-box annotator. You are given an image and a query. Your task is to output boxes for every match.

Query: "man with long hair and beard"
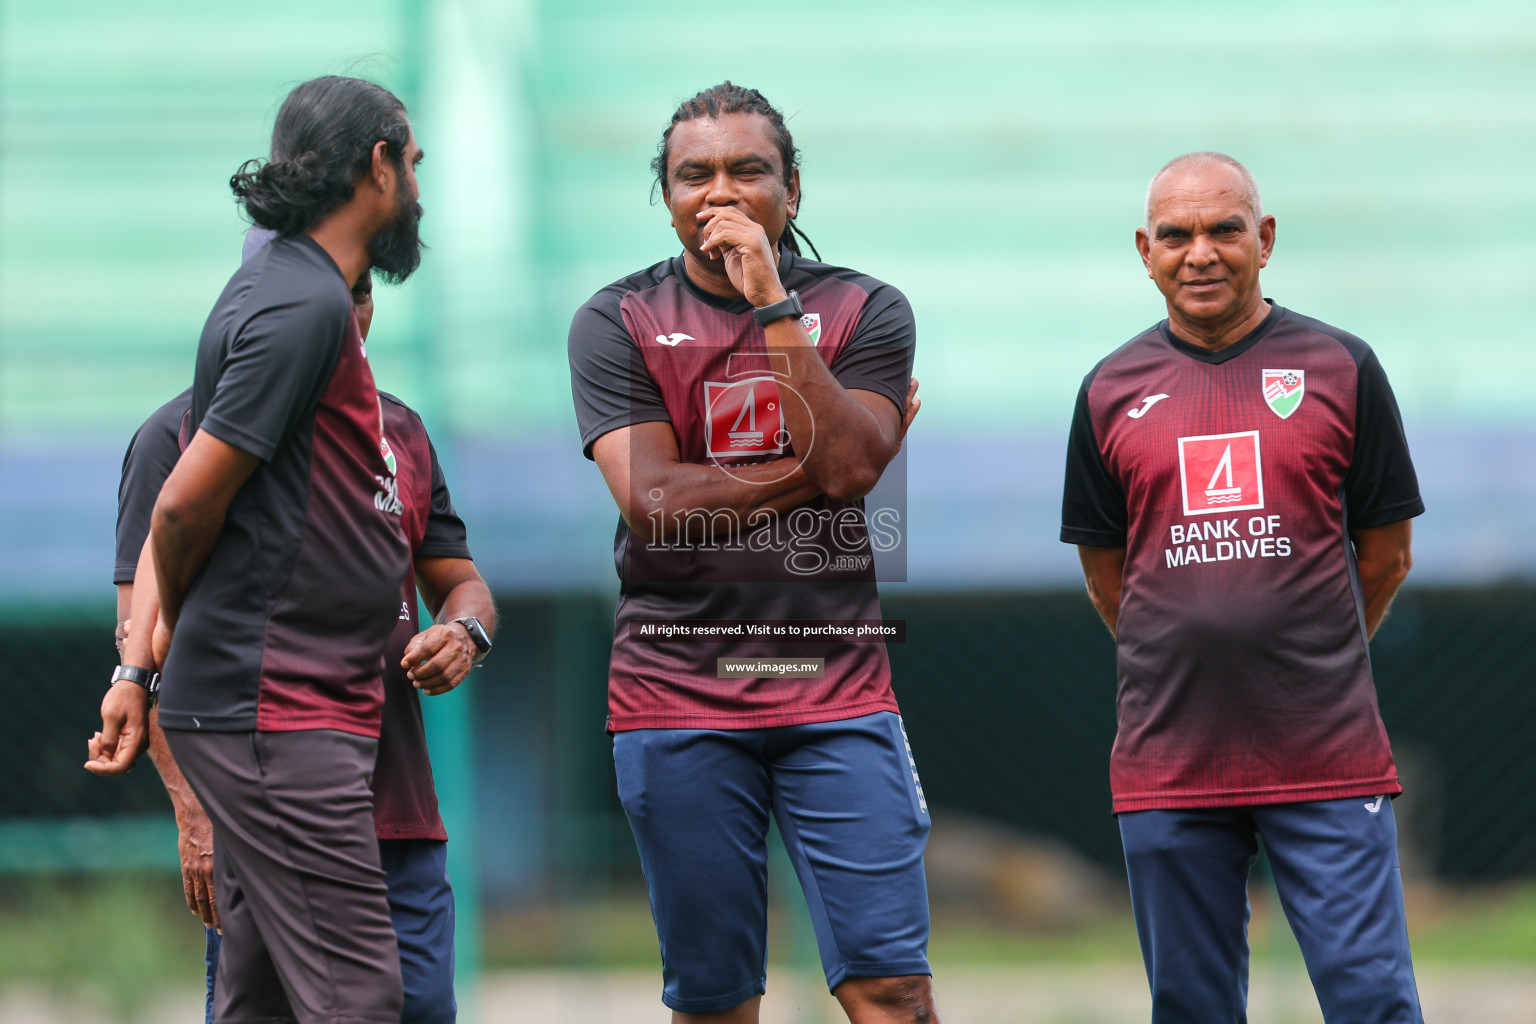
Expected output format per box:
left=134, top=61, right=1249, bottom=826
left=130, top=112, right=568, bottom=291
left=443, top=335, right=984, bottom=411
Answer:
left=97, top=255, right=492, bottom=1024
left=92, top=75, right=428, bottom=1024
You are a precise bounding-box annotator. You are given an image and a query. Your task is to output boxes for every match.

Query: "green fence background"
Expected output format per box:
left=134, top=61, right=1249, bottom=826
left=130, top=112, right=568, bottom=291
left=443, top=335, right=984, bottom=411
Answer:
left=5, top=0, right=1536, bottom=440
left=8, top=585, right=1536, bottom=880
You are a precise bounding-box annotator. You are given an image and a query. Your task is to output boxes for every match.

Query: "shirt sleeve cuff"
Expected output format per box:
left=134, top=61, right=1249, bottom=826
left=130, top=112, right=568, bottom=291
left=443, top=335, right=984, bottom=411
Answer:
left=580, top=412, right=673, bottom=460
left=1060, top=525, right=1127, bottom=547
left=413, top=542, right=474, bottom=560
left=199, top=413, right=279, bottom=463
left=836, top=379, right=906, bottom=417
left=1347, top=497, right=1426, bottom=530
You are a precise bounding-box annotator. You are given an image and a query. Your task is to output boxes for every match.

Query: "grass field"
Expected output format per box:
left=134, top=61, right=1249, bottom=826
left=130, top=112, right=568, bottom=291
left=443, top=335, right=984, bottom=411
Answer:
left=5, top=964, right=1535, bottom=1024
left=4, top=872, right=1536, bottom=1022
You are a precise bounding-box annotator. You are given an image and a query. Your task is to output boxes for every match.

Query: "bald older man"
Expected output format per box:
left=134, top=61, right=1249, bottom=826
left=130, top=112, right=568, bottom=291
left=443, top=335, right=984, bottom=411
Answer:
left=1060, top=152, right=1425, bottom=1023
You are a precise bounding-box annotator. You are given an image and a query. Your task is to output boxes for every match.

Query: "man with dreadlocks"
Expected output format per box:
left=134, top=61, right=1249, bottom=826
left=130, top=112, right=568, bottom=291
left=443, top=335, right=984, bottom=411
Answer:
left=568, top=83, right=938, bottom=1023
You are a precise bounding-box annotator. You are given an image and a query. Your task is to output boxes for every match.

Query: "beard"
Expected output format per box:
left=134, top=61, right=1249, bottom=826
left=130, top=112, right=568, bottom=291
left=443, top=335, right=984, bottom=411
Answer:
left=367, top=185, right=424, bottom=284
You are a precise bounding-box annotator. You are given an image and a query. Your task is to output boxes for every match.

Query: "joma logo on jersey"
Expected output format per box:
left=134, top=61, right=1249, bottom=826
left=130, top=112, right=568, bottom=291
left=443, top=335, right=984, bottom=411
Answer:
left=705, top=377, right=786, bottom=458
left=1177, top=431, right=1265, bottom=515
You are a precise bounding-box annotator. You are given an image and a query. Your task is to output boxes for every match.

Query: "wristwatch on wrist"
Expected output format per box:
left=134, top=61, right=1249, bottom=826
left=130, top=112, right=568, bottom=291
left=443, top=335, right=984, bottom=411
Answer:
left=111, top=664, right=160, bottom=704
left=752, top=289, right=803, bottom=327
left=451, top=616, right=493, bottom=663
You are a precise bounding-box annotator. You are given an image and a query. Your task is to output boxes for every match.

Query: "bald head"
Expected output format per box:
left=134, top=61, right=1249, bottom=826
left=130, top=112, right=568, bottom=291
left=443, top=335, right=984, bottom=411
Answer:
left=1135, top=150, right=1276, bottom=350
left=1145, top=152, right=1262, bottom=229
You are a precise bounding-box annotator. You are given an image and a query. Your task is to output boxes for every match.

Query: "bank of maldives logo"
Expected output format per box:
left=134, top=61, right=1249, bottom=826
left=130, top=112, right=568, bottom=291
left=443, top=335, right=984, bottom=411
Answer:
left=1177, top=430, right=1264, bottom=515
left=1262, top=368, right=1305, bottom=419
left=705, top=377, right=786, bottom=458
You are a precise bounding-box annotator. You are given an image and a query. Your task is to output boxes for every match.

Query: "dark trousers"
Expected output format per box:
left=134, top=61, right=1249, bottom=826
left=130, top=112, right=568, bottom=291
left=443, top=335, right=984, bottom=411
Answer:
left=1119, top=797, right=1423, bottom=1024
left=204, top=840, right=456, bottom=1023
left=165, top=728, right=403, bottom=1024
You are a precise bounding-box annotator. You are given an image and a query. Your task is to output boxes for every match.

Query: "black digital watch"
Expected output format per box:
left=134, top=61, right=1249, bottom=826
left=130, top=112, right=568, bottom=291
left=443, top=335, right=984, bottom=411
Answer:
left=451, top=616, right=493, bottom=663
left=110, top=664, right=160, bottom=705
left=752, top=289, right=804, bottom=327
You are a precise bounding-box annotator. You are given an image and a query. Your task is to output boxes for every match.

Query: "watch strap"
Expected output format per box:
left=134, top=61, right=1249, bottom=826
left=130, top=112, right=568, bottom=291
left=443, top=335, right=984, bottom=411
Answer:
left=451, top=616, right=492, bottom=662
left=752, top=289, right=803, bottom=327
left=111, top=664, right=160, bottom=701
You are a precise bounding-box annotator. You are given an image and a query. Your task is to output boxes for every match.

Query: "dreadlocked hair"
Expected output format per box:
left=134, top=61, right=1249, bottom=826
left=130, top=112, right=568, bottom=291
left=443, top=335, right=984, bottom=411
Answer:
left=651, top=81, right=821, bottom=261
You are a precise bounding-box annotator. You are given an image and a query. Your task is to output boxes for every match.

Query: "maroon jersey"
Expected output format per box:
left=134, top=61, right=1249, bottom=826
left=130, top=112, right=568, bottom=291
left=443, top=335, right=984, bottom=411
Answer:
left=115, top=389, right=193, bottom=586
left=160, top=236, right=410, bottom=738
left=569, top=250, right=914, bottom=731
left=372, top=393, right=471, bottom=838
left=117, top=389, right=470, bottom=839
left=1061, top=304, right=1423, bottom=813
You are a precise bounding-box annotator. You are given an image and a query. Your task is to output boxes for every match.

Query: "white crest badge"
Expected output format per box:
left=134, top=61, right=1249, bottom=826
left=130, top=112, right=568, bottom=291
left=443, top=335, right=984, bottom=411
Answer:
left=1262, top=369, right=1305, bottom=419
left=800, top=313, right=822, bottom=345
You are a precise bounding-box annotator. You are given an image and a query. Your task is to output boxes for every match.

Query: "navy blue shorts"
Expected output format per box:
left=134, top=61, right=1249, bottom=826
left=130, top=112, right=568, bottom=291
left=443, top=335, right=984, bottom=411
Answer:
left=205, top=838, right=455, bottom=1024
left=203, top=927, right=218, bottom=1024
left=614, top=711, right=932, bottom=1014
left=1119, top=797, right=1423, bottom=1023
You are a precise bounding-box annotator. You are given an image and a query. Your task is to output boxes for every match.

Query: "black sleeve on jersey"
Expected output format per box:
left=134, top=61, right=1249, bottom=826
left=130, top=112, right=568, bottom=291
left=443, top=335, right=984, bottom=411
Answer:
left=1344, top=348, right=1425, bottom=529
left=568, top=292, right=671, bottom=460
left=1060, top=369, right=1128, bottom=547
left=114, top=395, right=189, bottom=584
left=199, top=291, right=348, bottom=462
left=416, top=429, right=473, bottom=560
left=831, top=285, right=916, bottom=415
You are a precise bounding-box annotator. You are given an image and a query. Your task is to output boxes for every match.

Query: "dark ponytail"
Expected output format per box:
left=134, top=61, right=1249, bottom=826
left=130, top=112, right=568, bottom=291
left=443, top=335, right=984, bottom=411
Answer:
left=651, top=81, right=821, bottom=262
left=231, top=76, right=410, bottom=237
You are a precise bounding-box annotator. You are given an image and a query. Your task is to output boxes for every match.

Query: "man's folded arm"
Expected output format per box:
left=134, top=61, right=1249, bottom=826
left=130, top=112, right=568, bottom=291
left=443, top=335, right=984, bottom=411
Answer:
left=591, top=421, right=822, bottom=545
